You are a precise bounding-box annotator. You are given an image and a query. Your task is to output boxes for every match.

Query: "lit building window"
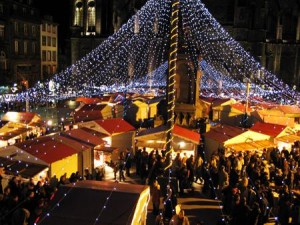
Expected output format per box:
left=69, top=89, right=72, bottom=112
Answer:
left=32, top=25, right=36, bottom=36
left=48, top=65, right=51, bottom=74
left=52, top=37, right=56, bottom=47
left=14, top=22, right=18, bottom=33
left=24, top=23, right=28, bottom=35
left=50, top=65, right=53, bottom=74
left=32, top=42, right=36, bottom=54
left=42, top=36, right=46, bottom=46
left=296, top=16, right=300, bottom=42
left=0, top=51, right=7, bottom=70
left=47, top=51, right=51, bottom=61
left=42, top=50, right=46, bottom=61
left=74, top=1, right=83, bottom=26
left=47, top=36, right=51, bottom=46
left=52, top=51, right=56, bottom=61
left=0, top=25, right=4, bottom=38
left=14, top=40, right=19, bottom=54
left=24, top=41, right=28, bottom=55
left=87, top=0, right=96, bottom=35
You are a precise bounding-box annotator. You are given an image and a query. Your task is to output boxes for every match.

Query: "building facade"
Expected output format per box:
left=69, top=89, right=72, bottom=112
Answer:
left=70, top=0, right=146, bottom=64
left=0, top=0, right=41, bottom=87
left=202, top=0, right=300, bottom=88
left=40, top=16, right=58, bottom=81
left=0, top=0, right=299, bottom=91
left=69, top=0, right=300, bottom=88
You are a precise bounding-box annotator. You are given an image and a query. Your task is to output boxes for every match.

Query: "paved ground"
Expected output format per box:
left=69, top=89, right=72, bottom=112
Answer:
left=103, top=166, right=277, bottom=225
left=103, top=166, right=223, bottom=225
left=145, top=183, right=223, bottom=225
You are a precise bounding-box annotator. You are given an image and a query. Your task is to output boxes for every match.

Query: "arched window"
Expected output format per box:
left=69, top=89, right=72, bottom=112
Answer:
left=0, top=51, right=7, bottom=70
left=87, top=0, right=96, bottom=34
left=74, top=0, right=83, bottom=26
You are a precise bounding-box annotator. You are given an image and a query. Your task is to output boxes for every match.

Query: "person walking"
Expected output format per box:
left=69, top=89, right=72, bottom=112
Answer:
left=118, top=152, right=126, bottom=182
left=150, top=179, right=162, bottom=216
left=125, top=148, right=132, bottom=177
left=169, top=209, right=190, bottom=225
left=164, top=185, right=178, bottom=223
left=194, top=156, right=204, bottom=184
left=218, top=165, right=229, bottom=193
left=84, top=169, right=93, bottom=180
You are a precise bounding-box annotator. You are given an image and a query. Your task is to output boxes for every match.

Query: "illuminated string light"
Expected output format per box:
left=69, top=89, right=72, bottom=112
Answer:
left=0, top=0, right=297, bottom=105
left=0, top=0, right=298, bottom=221
left=165, top=0, right=179, bottom=170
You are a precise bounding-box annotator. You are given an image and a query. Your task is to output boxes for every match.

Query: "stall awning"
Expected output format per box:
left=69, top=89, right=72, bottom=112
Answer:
left=135, top=124, right=200, bottom=144
left=135, top=140, right=165, bottom=149
left=94, top=118, right=136, bottom=135
left=0, top=157, right=47, bottom=178
left=94, top=146, right=118, bottom=153
left=0, top=127, right=32, bottom=140
left=276, top=134, right=300, bottom=143
left=225, top=140, right=276, bottom=152
left=173, top=125, right=200, bottom=144
left=37, top=180, right=149, bottom=225
left=16, top=136, right=79, bottom=164
left=1, top=111, right=39, bottom=124
left=62, top=128, right=105, bottom=147
left=54, top=134, right=91, bottom=152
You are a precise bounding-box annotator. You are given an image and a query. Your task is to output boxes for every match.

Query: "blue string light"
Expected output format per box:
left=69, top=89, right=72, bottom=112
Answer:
left=0, top=0, right=297, bottom=105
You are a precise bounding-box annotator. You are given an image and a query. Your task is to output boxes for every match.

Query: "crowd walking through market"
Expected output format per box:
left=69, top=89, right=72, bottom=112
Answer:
left=1, top=144, right=300, bottom=225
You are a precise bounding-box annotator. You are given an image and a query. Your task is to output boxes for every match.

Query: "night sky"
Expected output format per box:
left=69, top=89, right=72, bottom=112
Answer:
left=35, top=0, right=71, bottom=50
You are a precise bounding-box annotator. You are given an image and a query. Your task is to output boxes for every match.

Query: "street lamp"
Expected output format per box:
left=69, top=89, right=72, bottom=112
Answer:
left=11, top=83, right=18, bottom=93
left=46, top=120, right=53, bottom=134
left=61, top=117, right=65, bottom=131
left=21, top=80, right=29, bottom=112
left=242, top=78, right=251, bottom=128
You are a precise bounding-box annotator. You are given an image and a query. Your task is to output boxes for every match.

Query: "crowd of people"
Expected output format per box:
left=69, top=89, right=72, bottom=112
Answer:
left=136, top=145, right=300, bottom=225
left=0, top=167, right=105, bottom=225
left=1, top=144, right=300, bottom=225
left=203, top=146, right=300, bottom=225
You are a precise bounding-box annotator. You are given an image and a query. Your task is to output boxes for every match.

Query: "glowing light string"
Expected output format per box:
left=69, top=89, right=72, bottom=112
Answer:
left=0, top=0, right=298, bottom=105
left=165, top=0, right=179, bottom=171
left=35, top=185, right=74, bottom=225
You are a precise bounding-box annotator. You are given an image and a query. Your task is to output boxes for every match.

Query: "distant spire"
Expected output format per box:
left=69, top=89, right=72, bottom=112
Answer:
left=153, top=16, right=158, bottom=34
left=134, top=14, right=140, bottom=34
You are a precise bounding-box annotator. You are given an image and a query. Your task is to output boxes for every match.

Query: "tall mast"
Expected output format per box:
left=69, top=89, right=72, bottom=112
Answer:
left=165, top=0, right=180, bottom=169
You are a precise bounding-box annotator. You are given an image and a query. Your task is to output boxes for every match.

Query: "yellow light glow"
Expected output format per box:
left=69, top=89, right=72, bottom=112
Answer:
left=47, top=120, right=53, bottom=126
left=103, top=137, right=111, bottom=146
left=277, top=142, right=291, bottom=151
left=179, top=141, right=185, bottom=148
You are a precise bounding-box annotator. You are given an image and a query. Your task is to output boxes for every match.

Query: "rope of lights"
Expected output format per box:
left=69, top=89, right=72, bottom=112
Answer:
left=164, top=0, right=179, bottom=171
left=0, top=0, right=299, bottom=105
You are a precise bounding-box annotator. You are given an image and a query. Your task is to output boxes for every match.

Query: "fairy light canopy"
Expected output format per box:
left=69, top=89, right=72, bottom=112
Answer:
left=0, top=0, right=298, bottom=104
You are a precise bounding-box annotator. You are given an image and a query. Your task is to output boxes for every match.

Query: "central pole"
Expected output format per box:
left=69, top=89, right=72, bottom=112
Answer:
left=165, top=0, right=180, bottom=170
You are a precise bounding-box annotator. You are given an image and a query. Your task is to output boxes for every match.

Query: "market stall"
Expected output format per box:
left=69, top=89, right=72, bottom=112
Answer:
left=36, top=180, right=150, bottom=225
left=135, top=124, right=200, bottom=157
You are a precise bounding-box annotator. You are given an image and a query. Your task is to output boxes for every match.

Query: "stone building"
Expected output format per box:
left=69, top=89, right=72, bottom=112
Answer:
left=69, top=0, right=146, bottom=64
left=40, top=16, right=58, bottom=81
left=0, top=0, right=41, bottom=86
left=202, top=0, right=300, bottom=88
